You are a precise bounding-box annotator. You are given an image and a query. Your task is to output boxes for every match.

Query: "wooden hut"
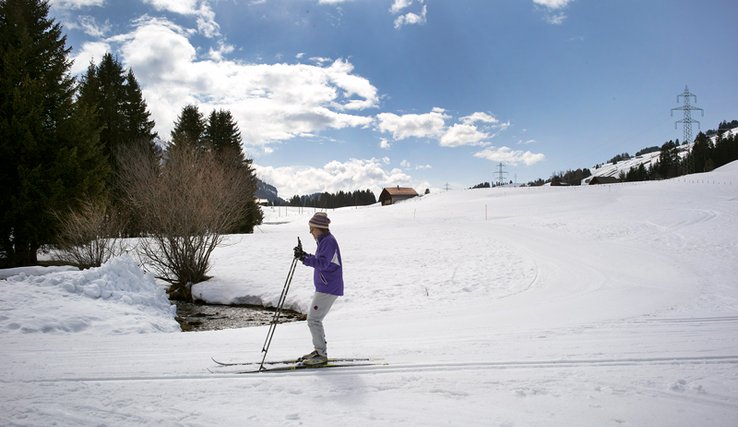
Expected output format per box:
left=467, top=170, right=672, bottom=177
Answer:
left=588, top=176, right=620, bottom=185
left=379, top=186, right=419, bottom=206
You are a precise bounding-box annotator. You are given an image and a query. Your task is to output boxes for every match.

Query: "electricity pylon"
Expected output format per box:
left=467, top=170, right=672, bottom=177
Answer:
left=671, top=85, right=703, bottom=146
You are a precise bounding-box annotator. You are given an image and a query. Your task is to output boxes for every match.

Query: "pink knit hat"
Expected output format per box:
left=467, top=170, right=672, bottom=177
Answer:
left=308, top=212, right=331, bottom=229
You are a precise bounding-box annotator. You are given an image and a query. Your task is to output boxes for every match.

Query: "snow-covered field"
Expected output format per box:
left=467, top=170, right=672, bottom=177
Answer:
left=2, top=162, right=738, bottom=426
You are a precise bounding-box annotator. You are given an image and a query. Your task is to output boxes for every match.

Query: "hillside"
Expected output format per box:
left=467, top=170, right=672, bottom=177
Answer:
left=2, top=161, right=738, bottom=425
left=583, top=126, right=738, bottom=184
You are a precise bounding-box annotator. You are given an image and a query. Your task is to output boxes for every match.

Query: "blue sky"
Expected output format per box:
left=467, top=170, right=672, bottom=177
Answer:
left=50, top=0, right=738, bottom=198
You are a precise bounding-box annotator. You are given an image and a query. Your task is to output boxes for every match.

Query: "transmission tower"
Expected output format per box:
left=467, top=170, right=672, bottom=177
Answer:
left=495, top=162, right=508, bottom=186
left=671, top=85, right=703, bottom=146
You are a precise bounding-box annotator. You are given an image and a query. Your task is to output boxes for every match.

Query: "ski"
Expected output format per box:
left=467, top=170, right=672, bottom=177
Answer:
left=211, top=356, right=375, bottom=367
left=229, top=361, right=386, bottom=374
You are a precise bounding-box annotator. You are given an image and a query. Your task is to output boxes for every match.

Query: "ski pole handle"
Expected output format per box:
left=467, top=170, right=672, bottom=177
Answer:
left=293, top=237, right=305, bottom=260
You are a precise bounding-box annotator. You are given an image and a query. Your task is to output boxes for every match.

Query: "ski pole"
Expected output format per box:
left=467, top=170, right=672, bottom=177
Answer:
left=259, top=237, right=301, bottom=371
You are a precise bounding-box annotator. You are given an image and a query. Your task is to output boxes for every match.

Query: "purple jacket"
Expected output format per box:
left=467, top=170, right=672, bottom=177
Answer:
left=302, top=232, right=344, bottom=296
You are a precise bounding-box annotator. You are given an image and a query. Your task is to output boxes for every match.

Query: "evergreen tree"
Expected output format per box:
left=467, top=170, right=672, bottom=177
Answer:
left=172, top=106, right=262, bottom=233
left=655, top=141, right=680, bottom=179
left=95, top=53, right=127, bottom=156
left=713, top=132, right=738, bottom=168
left=77, top=53, right=157, bottom=170
left=76, top=53, right=157, bottom=235
left=689, top=132, right=713, bottom=173
left=122, top=69, right=157, bottom=148
left=0, top=0, right=107, bottom=266
left=205, top=109, right=241, bottom=153
left=624, top=163, right=649, bottom=182
left=287, top=189, right=377, bottom=208
left=171, top=104, right=206, bottom=150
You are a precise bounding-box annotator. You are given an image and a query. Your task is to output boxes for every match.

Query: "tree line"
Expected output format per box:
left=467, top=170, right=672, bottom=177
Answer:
left=620, top=130, right=738, bottom=182
left=1, top=0, right=261, bottom=300
left=519, top=122, right=738, bottom=187
left=288, top=190, right=377, bottom=209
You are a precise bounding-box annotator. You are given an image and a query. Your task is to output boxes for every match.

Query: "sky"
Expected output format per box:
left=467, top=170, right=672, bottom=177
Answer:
left=49, top=0, right=738, bottom=198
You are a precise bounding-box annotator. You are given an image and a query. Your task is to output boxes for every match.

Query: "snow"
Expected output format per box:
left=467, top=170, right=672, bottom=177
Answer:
left=0, top=256, right=178, bottom=334
left=585, top=126, right=738, bottom=184
left=2, top=162, right=738, bottom=426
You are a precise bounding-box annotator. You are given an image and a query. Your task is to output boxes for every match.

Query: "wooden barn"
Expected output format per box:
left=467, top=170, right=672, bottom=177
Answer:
left=379, top=186, right=419, bottom=206
left=588, top=176, right=620, bottom=185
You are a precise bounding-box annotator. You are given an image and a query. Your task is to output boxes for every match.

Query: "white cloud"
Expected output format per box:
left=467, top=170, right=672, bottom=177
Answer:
left=400, top=160, right=431, bottom=170
left=70, top=41, right=111, bottom=74
left=390, top=0, right=413, bottom=14
left=377, top=109, right=513, bottom=148
left=461, top=112, right=498, bottom=125
left=375, top=107, right=448, bottom=140
left=532, top=0, right=572, bottom=9
left=390, top=0, right=427, bottom=29
left=141, top=0, right=220, bottom=37
left=319, top=0, right=351, bottom=4
left=254, top=158, right=413, bottom=199
left=208, top=40, right=235, bottom=61
left=474, top=147, right=545, bottom=166
left=72, top=15, right=110, bottom=37
left=379, top=138, right=391, bottom=149
left=309, top=56, right=332, bottom=66
left=533, top=0, right=572, bottom=25
left=195, top=3, right=220, bottom=37
left=439, top=111, right=504, bottom=147
left=52, top=0, right=105, bottom=8
left=111, top=17, right=377, bottom=145
left=326, top=60, right=379, bottom=111
left=545, top=13, right=567, bottom=25
left=440, top=123, right=489, bottom=147
left=143, top=0, right=198, bottom=15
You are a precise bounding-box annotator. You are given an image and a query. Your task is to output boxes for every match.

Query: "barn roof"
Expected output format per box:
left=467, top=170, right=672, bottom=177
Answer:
left=381, top=187, right=419, bottom=197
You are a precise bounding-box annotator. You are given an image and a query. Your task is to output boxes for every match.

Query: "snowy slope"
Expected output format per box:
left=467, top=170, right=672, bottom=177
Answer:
left=584, top=126, right=738, bottom=184
left=2, top=162, right=738, bottom=426
left=585, top=150, right=661, bottom=182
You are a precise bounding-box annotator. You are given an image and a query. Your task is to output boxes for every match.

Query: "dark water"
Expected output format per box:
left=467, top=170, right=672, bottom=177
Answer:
left=175, top=301, right=304, bottom=332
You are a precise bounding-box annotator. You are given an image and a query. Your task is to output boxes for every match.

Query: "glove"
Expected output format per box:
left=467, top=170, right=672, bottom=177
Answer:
left=293, top=246, right=307, bottom=261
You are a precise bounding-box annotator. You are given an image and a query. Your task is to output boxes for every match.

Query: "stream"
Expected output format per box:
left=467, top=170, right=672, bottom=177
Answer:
left=175, top=301, right=304, bottom=332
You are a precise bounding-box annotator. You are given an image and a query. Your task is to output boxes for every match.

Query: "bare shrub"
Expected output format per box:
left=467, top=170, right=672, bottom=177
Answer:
left=117, top=143, right=249, bottom=300
left=54, top=200, right=126, bottom=268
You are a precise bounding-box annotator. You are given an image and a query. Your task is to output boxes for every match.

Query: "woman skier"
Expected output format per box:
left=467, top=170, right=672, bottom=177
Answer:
left=293, top=212, right=344, bottom=366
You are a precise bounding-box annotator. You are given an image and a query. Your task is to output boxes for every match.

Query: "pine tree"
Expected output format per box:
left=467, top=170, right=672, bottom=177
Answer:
left=713, top=132, right=738, bottom=168
left=0, top=0, right=107, bottom=266
left=95, top=53, right=127, bottom=156
left=122, top=69, right=157, bottom=148
left=205, top=109, right=241, bottom=153
left=203, top=108, right=262, bottom=232
left=77, top=53, right=157, bottom=174
left=656, top=141, right=680, bottom=179
left=76, top=53, right=157, bottom=235
left=690, top=132, right=713, bottom=173
left=171, top=104, right=206, bottom=150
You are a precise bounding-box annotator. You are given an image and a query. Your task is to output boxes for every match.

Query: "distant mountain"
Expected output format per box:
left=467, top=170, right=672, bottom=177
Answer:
left=255, top=179, right=286, bottom=205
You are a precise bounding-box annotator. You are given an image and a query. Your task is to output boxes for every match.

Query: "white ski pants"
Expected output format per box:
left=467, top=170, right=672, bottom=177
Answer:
left=307, top=292, right=338, bottom=357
